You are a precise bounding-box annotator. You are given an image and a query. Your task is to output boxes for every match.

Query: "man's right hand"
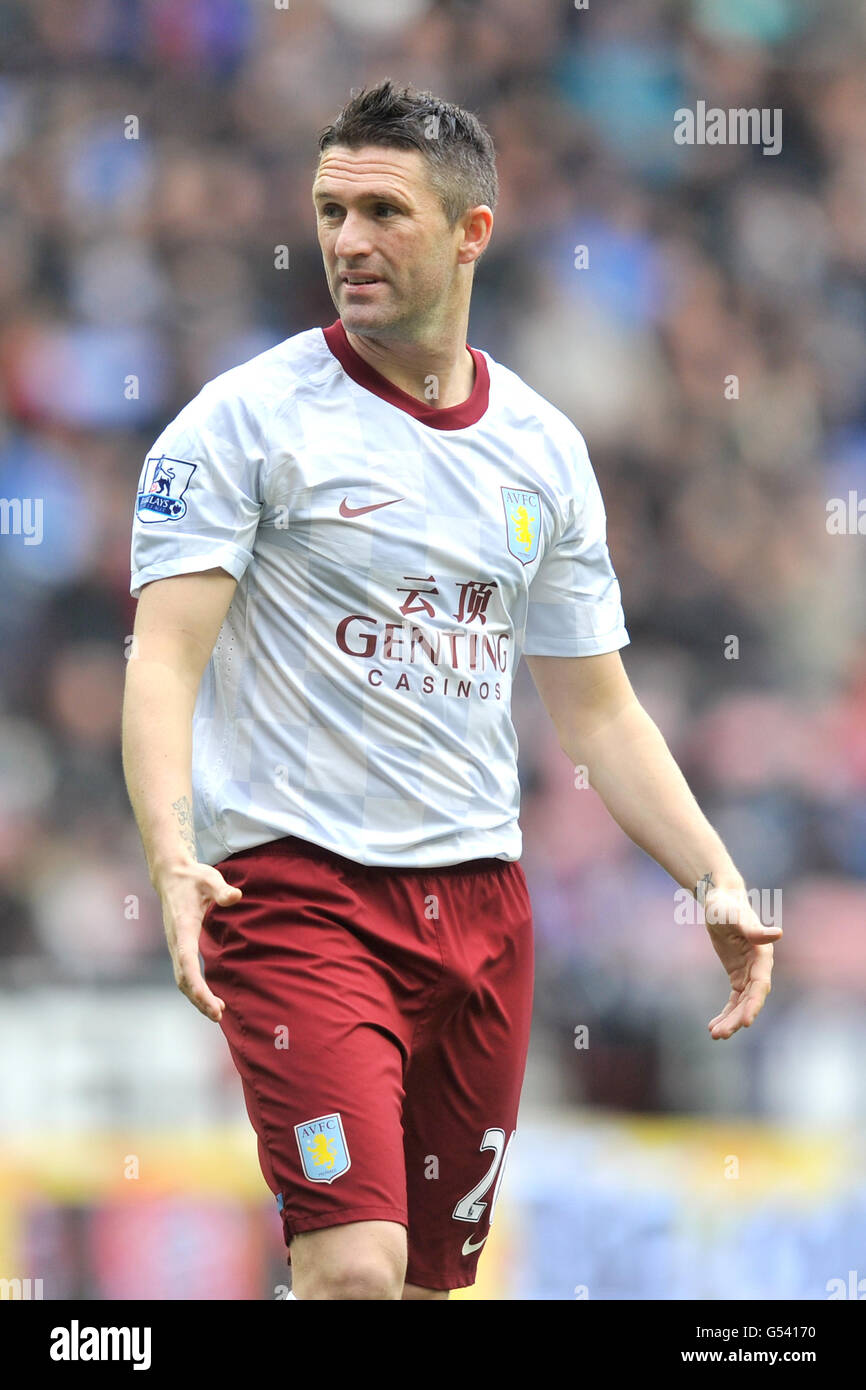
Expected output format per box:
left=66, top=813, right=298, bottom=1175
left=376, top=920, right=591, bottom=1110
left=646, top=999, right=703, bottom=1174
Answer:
left=154, top=862, right=243, bottom=1021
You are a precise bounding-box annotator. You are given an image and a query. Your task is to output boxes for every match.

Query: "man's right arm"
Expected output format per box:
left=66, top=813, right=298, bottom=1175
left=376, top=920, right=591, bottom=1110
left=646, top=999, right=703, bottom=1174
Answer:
left=122, top=567, right=243, bottom=1020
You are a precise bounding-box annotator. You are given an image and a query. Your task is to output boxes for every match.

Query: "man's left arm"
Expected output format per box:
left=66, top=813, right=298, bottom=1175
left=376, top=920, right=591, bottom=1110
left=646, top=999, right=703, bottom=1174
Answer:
left=525, top=649, right=782, bottom=1039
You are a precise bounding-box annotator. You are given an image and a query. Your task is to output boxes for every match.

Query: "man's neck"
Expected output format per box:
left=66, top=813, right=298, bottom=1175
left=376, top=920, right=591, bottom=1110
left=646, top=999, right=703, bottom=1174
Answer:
left=343, top=329, right=476, bottom=408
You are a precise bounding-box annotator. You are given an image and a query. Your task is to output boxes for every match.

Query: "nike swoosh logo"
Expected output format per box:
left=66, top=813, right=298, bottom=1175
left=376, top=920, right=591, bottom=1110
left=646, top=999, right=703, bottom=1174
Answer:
left=462, top=1233, right=488, bottom=1256
left=339, top=496, right=404, bottom=518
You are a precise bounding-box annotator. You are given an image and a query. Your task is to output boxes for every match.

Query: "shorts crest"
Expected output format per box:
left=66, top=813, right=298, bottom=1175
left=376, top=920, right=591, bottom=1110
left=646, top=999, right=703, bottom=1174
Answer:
left=294, top=1112, right=351, bottom=1183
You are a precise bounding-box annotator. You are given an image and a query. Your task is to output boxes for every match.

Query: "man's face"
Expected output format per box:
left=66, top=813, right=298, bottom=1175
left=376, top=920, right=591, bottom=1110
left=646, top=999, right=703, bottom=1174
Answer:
left=313, top=143, right=467, bottom=337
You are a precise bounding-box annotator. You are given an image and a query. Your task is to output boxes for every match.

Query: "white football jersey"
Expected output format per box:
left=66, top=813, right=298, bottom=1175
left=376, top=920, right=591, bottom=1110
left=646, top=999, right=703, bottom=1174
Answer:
left=130, top=320, right=629, bottom=867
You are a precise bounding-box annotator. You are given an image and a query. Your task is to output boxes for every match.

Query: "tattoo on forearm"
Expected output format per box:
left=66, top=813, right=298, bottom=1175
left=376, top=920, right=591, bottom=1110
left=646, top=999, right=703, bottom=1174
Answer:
left=696, top=871, right=715, bottom=904
left=171, top=796, right=197, bottom=860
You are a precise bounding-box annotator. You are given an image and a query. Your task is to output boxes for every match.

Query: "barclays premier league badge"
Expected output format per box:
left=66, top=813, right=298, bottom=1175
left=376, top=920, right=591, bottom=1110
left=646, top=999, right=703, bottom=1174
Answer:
left=137, top=455, right=197, bottom=523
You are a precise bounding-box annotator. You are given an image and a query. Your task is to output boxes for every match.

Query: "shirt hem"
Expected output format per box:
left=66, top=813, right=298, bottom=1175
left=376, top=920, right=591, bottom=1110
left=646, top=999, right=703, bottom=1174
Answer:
left=522, top=628, right=630, bottom=657
left=130, top=546, right=251, bottom=598
left=197, top=825, right=522, bottom=872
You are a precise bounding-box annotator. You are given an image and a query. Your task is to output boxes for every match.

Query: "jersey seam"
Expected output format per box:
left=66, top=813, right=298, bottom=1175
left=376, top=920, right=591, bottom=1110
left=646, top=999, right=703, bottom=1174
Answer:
left=209, top=573, right=254, bottom=854
left=259, top=378, right=302, bottom=499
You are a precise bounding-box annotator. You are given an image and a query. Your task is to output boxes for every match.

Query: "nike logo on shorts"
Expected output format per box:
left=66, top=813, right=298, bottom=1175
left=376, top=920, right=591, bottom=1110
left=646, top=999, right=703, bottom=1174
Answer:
left=339, top=496, right=404, bottom=518
left=462, top=1232, right=488, bottom=1255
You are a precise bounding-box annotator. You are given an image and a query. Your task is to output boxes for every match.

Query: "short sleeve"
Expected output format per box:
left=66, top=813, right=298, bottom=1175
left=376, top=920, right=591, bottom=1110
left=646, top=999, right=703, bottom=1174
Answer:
left=523, top=433, right=629, bottom=657
left=130, top=386, right=265, bottom=599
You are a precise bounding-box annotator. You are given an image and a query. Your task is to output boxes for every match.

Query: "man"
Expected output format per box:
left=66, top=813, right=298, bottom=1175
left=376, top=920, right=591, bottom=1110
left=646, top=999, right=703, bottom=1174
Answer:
left=122, top=80, right=781, bottom=1301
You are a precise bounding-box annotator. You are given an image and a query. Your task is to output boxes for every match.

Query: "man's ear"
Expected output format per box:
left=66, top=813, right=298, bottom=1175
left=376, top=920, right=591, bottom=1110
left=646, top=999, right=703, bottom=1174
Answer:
left=457, top=205, right=494, bottom=266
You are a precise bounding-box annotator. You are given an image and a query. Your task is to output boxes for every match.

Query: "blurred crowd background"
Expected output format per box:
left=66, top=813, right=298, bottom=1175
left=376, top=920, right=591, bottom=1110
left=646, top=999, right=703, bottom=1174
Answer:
left=1, top=0, right=865, bottom=1299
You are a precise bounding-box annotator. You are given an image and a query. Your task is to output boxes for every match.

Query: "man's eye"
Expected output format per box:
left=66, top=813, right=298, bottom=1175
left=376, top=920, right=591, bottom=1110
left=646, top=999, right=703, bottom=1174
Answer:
left=376, top=204, right=396, bottom=217
left=321, top=204, right=340, bottom=217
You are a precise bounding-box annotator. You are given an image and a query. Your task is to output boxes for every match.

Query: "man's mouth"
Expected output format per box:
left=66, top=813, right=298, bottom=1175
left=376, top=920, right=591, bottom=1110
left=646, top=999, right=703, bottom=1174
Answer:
left=340, top=273, right=383, bottom=286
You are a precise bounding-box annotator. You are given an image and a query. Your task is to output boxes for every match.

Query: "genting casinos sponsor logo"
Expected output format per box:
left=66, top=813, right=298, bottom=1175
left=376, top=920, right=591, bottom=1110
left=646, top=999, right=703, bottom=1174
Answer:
left=335, top=614, right=510, bottom=701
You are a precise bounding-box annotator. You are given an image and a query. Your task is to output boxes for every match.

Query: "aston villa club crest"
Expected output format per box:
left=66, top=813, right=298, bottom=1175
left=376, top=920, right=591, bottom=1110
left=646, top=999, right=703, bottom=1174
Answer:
left=136, top=455, right=197, bottom=523
left=294, top=1112, right=351, bottom=1184
left=501, top=486, right=541, bottom=565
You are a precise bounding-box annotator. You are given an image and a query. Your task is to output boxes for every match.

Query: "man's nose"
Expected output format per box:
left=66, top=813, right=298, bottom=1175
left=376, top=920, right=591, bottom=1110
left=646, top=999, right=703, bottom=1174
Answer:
left=334, top=211, right=374, bottom=262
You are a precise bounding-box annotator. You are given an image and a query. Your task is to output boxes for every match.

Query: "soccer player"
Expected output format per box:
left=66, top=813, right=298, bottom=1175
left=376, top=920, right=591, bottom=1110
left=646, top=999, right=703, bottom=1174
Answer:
left=122, top=81, right=781, bottom=1301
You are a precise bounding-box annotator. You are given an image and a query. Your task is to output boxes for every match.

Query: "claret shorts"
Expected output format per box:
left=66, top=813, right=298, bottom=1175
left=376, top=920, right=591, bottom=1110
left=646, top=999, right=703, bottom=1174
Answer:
left=200, top=833, right=534, bottom=1291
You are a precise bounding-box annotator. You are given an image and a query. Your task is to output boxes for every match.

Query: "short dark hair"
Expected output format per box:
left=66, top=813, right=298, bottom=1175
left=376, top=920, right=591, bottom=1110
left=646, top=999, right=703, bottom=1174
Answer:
left=317, top=79, right=498, bottom=228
